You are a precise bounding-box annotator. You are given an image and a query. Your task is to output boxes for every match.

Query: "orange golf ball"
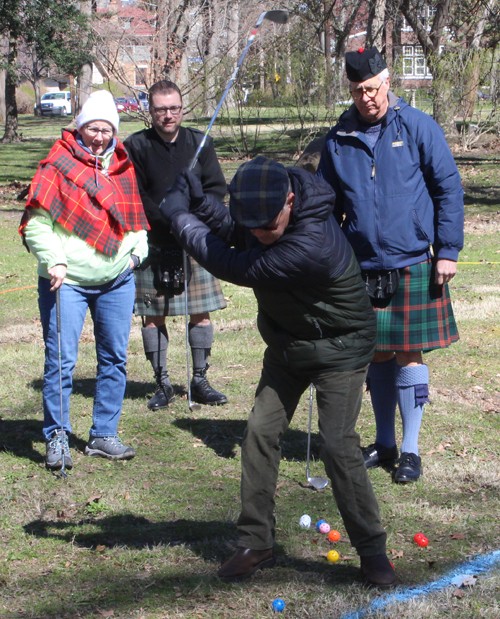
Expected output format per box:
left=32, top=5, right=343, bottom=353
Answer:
left=328, top=529, right=341, bottom=542
left=327, top=550, right=340, bottom=563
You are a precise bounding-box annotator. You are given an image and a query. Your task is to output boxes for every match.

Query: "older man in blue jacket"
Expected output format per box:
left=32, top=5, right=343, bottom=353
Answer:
left=160, top=156, right=396, bottom=587
left=317, top=47, right=464, bottom=483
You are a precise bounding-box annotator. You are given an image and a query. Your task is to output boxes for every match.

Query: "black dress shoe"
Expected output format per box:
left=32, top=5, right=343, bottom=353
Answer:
left=394, top=452, right=421, bottom=483
left=191, top=377, right=227, bottom=405
left=360, top=554, right=397, bottom=588
left=362, top=442, right=399, bottom=469
left=217, top=547, right=276, bottom=581
left=147, top=385, right=175, bottom=410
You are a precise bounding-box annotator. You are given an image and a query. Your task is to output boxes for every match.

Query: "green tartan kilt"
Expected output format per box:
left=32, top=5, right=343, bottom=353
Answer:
left=134, top=253, right=227, bottom=317
left=374, top=260, right=459, bottom=352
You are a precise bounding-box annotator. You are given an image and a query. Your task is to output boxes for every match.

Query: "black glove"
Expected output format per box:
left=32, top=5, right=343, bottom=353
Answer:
left=159, top=173, right=190, bottom=225
left=180, top=168, right=206, bottom=211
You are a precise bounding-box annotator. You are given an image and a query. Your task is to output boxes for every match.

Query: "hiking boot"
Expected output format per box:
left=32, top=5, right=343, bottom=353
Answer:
left=85, top=436, right=136, bottom=460
left=46, top=430, right=73, bottom=471
left=191, top=371, right=227, bottom=406
left=360, top=554, right=397, bottom=588
left=217, top=547, right=276, bottom=581
left=147, top=384, right=175, bottom=410
left=362, top=442, right=399, bottom=469
left=394, top=452, right=421, bottom=483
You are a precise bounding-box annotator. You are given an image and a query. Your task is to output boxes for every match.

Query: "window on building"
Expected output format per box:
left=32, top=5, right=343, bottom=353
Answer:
left=402, top=6, right=436, bottom=31
left=402, top=46, right=432, bottom=78
left=135, top=67, right=148, bottom=86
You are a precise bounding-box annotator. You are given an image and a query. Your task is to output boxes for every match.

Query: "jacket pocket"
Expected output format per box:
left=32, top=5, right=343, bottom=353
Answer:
left=412, top=209, right=431, bottom=243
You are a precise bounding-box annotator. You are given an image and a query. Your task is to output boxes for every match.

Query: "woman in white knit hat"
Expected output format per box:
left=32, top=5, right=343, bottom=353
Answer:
left=20, top=90, right=150, bottom=471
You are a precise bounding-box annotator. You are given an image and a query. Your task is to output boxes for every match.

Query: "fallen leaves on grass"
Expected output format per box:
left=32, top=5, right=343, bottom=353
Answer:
left=427, top=442, right=452, bottom=455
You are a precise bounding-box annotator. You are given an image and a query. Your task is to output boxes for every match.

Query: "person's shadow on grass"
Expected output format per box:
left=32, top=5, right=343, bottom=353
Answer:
left=0, top=418, right=46, bottom=464
left=23, top=512, right=360, bottom=584
left=174, top=417, right=322, bottom=462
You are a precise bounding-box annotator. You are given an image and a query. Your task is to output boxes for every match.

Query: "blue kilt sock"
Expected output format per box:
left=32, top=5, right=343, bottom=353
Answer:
left=396, top=364, right=430, bottom=456
left=366, top=357, right=398, bottom=448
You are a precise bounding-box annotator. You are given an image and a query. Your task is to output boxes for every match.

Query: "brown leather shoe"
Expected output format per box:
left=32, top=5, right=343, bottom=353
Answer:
left=360, top=554, right=397, bottom=588
left=217, top=547, right=276, bottom=581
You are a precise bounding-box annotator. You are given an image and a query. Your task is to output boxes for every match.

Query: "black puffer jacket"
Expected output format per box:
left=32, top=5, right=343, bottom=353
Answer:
left=169, top=166, right=376, bottom=371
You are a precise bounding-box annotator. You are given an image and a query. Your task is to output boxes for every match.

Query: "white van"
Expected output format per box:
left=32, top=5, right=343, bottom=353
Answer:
left=38, top=91, right=72, bottom=116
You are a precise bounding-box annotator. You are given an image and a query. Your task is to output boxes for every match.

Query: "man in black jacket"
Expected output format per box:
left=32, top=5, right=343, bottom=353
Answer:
left=160, top=156, right=396, bottom=588
left=124, top=81, right=227, bottom=410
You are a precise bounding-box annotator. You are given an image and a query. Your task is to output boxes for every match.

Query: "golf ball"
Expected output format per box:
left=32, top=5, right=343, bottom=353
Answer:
left=316, top=519, right=327, bottom=531
left=328, top=529, right=341, bottom=542
left=272, top=598, right=285, bottom=612
left=299, top=514, right=311, bottom=529
left=319, top=522, right=331, bottom=534
left=327, top=550, right=340, bottom=563
left=414, top=533, right=429, bottom=547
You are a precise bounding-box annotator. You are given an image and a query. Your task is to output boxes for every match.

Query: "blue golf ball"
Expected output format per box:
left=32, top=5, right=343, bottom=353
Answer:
left=272, top=598, right=285, bottom=612
left=316, top=519, right=326, bottom=531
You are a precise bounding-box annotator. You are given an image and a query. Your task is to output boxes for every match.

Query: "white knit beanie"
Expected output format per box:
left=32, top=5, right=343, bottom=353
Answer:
left=76, top=90, right=120, bottom=134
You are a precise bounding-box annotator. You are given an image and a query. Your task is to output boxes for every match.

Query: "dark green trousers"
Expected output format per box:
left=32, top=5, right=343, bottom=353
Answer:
left=237, top=347, right=387, bottom=557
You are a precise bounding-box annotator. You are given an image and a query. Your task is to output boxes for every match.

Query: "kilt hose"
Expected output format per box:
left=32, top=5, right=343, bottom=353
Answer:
left=134, top=253, right=227, bottom=317
left=374, top=260, right=459, bottom=352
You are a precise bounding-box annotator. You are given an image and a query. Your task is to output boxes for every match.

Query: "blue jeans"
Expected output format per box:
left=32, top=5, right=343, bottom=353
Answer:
left=38, top=271, right=135, bottom=441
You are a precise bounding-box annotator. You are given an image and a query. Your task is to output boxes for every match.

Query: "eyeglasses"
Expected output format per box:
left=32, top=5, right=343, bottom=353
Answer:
left=150, top=105, right=183, bottom=116
left=350, top=82, right=385, bottom=101
left=84, top=126, right=114, bottom=137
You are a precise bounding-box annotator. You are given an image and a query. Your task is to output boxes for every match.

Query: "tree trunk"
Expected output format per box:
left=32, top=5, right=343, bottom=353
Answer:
left=429, top=57, right=457, bottom=137
left=367, top=0, right=386, bottom=49
left=462, top=0, right=494, bottom=122
left=153, top=0, right=169, bottom=82
left=34, top=57, right=42, bottom=116
left=225, top=0, right=238, bottom=108
left=1, top=33, right=19, bottom=144
left=324, top=1, right=333, bottom=108
left=0, top=35, right=7, bottom=125
left=76, top=0, right=93, bottom=115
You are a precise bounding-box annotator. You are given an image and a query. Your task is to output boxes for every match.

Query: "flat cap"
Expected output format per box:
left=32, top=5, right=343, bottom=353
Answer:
left=229, top=156, right=290, bottom=228
left=345, top=47, right=387, bottom=82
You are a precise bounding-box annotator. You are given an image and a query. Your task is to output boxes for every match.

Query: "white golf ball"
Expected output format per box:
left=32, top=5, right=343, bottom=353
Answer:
left=299, top=514, right=312, bottom=529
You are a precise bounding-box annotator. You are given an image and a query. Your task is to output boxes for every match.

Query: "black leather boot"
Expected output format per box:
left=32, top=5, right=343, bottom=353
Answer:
left=142, top=326, right=175, bottom=410
left=191, top=366, right=227, bottom=405
left=148, top=370, right=175, bottom=410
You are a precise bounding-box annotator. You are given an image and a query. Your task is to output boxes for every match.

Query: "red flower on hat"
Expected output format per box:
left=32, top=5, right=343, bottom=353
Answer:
left=358, top=47, right=364, bottom=53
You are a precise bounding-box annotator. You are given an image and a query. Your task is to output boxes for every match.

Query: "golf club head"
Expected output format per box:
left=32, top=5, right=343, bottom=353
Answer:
left=264, top=10, right=289, bottom=24
left=189, top=402, right=202, bottom=412
left=308, top=476, right=329, bottom=490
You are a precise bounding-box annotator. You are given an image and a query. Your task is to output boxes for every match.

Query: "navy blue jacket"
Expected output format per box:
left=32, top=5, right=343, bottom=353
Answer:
left=167, top=167, right=376, bottom=371
left=317, top=96, right=464, bottom=270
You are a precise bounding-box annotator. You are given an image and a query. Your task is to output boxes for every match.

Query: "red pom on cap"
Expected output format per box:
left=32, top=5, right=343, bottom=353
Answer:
left=358, top=47, right=364, bottom=53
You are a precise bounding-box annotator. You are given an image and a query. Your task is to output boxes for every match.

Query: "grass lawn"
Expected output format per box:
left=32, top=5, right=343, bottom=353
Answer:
left=0, top=115, right=500, bottom=618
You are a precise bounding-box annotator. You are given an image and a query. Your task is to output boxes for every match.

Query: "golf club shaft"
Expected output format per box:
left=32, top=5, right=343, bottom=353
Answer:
left=55, top=288, right=67, bottom=478
left=182, top=250, right=193, bottom=407
left=189, top=10, right=287, bottom=171
left=306, top=383, right=314, bottom=478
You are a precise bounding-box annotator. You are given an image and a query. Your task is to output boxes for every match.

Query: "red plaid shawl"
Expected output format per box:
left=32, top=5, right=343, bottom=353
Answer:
left=20, top=129, right=149, bottom=257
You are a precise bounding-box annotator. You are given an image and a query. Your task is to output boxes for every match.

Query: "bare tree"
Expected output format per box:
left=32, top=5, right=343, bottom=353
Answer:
left=76, top=0, right=93, bottom=114
left=0, top=35, right=7, bottom=124
left=367, top=0, right=387, bottom=48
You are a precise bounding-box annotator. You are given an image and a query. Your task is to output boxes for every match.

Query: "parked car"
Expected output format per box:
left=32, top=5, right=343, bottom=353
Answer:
left=36, top=91, right=72, bottom=116
left=114, top=97, right=139, bottom=113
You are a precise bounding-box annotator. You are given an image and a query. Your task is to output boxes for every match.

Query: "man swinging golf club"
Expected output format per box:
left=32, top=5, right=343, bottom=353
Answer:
left=159, top=156, right=396, bottom=587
